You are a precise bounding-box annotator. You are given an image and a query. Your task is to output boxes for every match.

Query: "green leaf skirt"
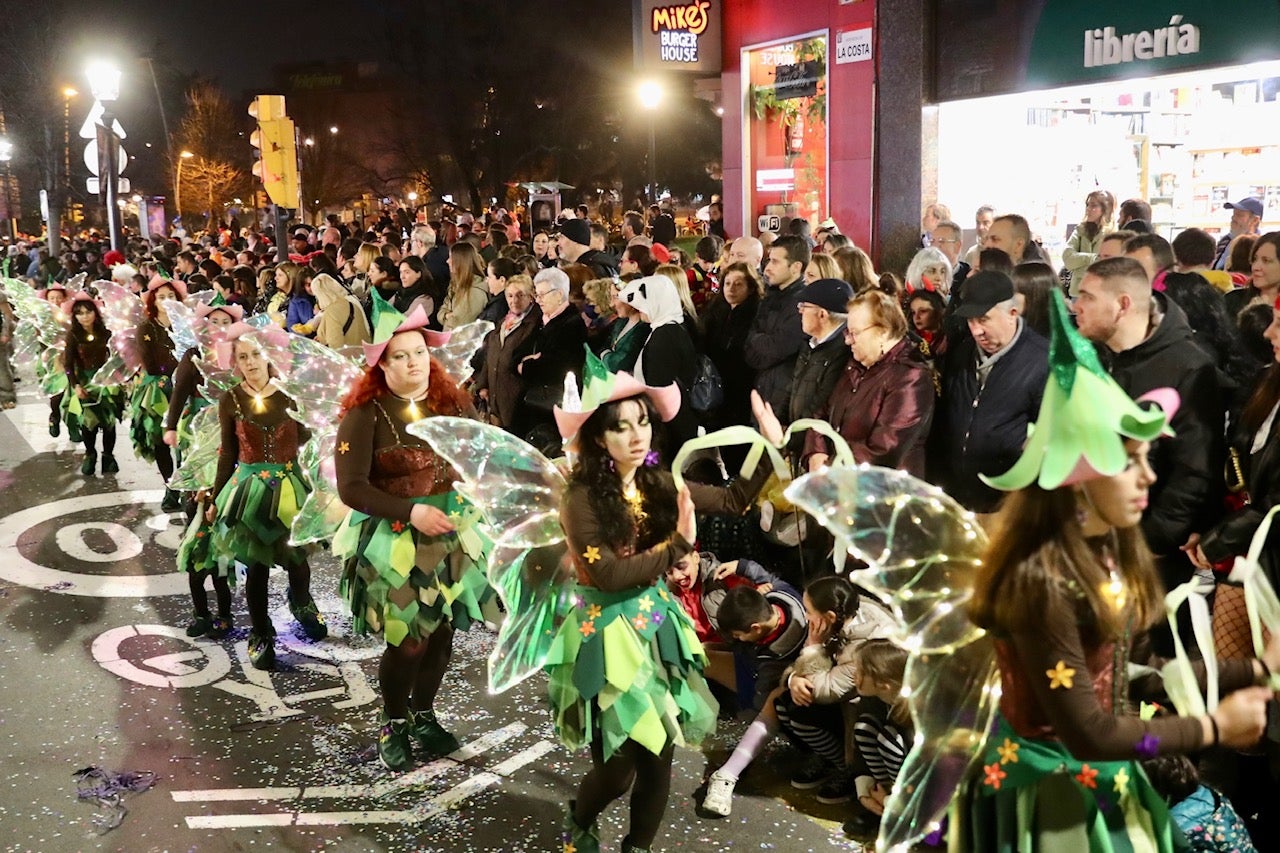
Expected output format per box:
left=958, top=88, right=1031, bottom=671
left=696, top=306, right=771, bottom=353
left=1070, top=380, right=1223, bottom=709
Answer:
left=544, top=581, right=718, bottom=761
left=949, top=715, right=1189, bottom=853
left=212, top=461, right=310, bottom=571
left=332, top=492, right=499, bottom=647
left=62, top=383, right=122, bottom=432
left=128, top=373, right=171, bottom=461
left=177, top=510, right=227, bottom=579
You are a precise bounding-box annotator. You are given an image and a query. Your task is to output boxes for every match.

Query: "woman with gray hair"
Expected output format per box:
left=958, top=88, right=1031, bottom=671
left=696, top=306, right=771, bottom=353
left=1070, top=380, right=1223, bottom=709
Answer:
left=517, top=267, right=587, bottom=454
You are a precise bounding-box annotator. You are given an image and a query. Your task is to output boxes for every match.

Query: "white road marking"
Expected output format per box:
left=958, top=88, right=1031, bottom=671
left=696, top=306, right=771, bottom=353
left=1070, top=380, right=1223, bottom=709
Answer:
left=92, top=624, right=232, bottom=689
left=1, top=402, right=77, bottom=455
left=54, top=522, right=144, bottom=562
left=0, top=491, right=187, bottom=596
left=177, top=724, right=555, bottom=828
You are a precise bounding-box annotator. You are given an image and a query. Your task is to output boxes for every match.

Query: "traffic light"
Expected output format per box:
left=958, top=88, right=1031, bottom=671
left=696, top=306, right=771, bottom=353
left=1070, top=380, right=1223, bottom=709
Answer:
left=248, top=95, right=299, bottom=209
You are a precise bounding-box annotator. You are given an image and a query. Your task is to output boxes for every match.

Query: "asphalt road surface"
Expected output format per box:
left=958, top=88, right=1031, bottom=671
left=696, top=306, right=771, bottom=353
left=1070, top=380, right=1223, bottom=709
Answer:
left=0, top=376, right=869, bottom=852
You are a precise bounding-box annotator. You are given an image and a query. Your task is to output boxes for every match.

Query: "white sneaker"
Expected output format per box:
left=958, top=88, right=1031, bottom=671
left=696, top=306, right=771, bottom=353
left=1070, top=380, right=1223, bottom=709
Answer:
left=702, top=771, right=737, bottom=816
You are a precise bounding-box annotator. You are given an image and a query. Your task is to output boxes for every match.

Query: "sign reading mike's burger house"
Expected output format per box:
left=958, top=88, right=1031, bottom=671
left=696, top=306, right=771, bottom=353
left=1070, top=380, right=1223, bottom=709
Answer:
left=634, top=0, right=722, bottom=74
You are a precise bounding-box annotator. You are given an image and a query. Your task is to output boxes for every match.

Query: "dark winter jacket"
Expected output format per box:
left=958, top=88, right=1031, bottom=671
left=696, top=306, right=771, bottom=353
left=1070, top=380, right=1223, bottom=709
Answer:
left=1101, top=294, right=1225, bottom=570
left=803, top=337, right=936, bottom=478
left=933, top=321, right=1048, bottom=512
left=787, top=328, right=851, bottom=454
left=575, top=249, right=620, bottom=280
left=744, top=279, right=807, bottom=416
left=520, top=304, right=588, bottom=411
left=636, top=322, right=700, bottom=451
left=700, top=296, right=759, bottom=428
left=474, top=306, right=541, bottom=430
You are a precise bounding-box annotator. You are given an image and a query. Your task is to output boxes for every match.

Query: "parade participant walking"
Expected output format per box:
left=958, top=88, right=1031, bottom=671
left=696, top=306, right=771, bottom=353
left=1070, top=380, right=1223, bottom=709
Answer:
left=133, top=277, right=184, bottom=511
left=36, top=283, right=70, bottom=436
left=551, top=360, right=773, bottom=853
left=62, top=293, right=122, bottom=476
left=208, top=322, right=327, bottom=670
left=333, top=293, right=498, bottom=771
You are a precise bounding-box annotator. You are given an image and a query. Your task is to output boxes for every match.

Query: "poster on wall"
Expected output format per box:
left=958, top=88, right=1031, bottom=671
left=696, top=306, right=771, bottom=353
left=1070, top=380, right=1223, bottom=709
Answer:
left=633, top=0, right=721, bottom=74
left=935, top=0, right=1280, bottom=100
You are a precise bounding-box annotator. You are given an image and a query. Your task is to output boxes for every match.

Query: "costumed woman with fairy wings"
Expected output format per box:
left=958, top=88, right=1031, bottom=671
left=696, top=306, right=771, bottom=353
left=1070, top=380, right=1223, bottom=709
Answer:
left=208, top=322, right=327, bottom=670
left=332, top=292, right=500, bottom=772
left=63, top=292, right=123, bottom=475
left=950, top=293, right=1280, bottom=851
left=133, top=276, right=184, bottom=511
left=35, top=282, right=70, bottom=437
left=548, top=354, right=772, bottom=853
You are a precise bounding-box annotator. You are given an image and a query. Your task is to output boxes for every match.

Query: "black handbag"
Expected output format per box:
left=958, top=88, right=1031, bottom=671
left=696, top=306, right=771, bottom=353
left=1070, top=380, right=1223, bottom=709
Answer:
left=688, top=354, right=724, bottom=413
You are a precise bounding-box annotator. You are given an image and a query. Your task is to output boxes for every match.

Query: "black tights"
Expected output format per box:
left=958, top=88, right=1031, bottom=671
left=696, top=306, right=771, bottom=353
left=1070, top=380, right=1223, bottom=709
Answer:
left=573, top=736, right=674, bottom=849
left=244, top=560, right=313, bottom=636
left=378, top=624, right=454, bottom=718
left=188, top=570, right=232, bottom=619
left=50, top=393, right=62, bottom=418
left=154, top=442, right=173, bottom=482
left=83, top=425, right=117, bottom=455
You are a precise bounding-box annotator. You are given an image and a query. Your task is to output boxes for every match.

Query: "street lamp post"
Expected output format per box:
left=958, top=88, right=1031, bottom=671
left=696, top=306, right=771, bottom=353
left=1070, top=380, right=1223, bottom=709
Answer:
left=637, top=80, right=663, bottom=206
left=62, top=88, right=77, bottom=234
left=0, top=137, right=14, bottom=239
left=86, top=60, right=122, bottom=252
left=174, top=150, right=194, bottom=225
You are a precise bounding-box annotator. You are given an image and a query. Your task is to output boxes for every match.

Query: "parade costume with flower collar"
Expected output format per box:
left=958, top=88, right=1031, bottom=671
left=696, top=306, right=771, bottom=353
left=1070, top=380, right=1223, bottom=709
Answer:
left=784, top=292, right=1261, bottom=853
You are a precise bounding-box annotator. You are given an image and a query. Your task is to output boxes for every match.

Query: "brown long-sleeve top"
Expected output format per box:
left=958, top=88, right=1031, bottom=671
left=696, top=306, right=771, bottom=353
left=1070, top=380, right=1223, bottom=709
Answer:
left=138, top=317, right=178, bottom=377
left=996, top=570, right=1258, bottom=761
left=64, top=329, right=111, bottom=385
left=213, top=386, right=310, bottom=495
left=334, top=393, right=473, bottom=527
left=165, top=348, right=202, bottom=431
left=561, top=464, right=771, bottom=593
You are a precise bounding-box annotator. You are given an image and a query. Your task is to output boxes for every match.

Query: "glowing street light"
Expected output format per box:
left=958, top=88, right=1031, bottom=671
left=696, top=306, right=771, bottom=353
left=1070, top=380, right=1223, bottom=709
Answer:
left=86, top=59, right=123, bottom=250
left=407, top=191, right=418, bottom=202
left=175, top=149, right=195, bottom=219
left=303, top=137, right=315, bottom=147
left=329, top=126, right=338, bottom=135
left=637, top=79, right=664, bottom=205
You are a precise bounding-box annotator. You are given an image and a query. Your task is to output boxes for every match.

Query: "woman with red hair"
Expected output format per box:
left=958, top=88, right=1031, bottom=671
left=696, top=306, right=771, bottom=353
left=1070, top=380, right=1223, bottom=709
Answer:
left=133, top=276, right=184, bottom=510
left=332, top=291, right=498, bottom=771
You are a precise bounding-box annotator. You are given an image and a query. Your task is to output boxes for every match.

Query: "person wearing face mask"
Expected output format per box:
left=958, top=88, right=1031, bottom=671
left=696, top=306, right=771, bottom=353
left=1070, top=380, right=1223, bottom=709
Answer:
left=62, top=293, right=123, bottom=476
left=134, top=277, right=185, bottom=511
left=333, top=293, right=498, bottom=772
left=618, top=274, right=700, bottom=451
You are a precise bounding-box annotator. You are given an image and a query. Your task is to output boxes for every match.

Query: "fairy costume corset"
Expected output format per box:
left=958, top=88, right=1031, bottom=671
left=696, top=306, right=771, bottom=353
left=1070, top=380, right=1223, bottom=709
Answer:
left=369, top=398, right=456, bottom=499
left=138, top=317, right=178, bottom=375
left=995, top=630, right=1120, bottom=741
left=230, top=389, right=302, bottom=465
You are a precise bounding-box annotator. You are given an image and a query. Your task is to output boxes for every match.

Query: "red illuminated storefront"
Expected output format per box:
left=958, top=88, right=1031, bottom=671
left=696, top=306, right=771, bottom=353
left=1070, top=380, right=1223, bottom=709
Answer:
left=721, top=1, right=878, bottom=250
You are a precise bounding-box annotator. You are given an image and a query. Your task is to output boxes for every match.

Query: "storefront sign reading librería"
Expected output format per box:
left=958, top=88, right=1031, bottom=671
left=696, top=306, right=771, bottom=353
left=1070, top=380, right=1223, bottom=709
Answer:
left=1084, top=15, right=1200, bottom=67
left=634, top=0, right=721, bottom=73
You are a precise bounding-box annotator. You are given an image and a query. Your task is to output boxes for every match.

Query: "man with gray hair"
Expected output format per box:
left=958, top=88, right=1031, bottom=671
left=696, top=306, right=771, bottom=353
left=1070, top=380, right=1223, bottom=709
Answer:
left=517, top=266, right=587, bottom=451
left=411, top=223, right=449, bottom=289
left=929, top=270, right=1047, bottom=513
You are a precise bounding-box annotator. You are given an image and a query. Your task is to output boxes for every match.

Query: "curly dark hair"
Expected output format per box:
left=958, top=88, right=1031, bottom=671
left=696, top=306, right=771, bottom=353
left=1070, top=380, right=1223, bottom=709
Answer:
left=568, top=394, right=677, bottom=552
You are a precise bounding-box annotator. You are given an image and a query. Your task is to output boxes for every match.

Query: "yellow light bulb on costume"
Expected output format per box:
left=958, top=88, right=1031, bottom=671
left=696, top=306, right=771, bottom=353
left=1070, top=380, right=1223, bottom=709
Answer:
left=253, top=394, right=265, bottom=412
left=406, top=399, right=421, bottom=420
left=1100, top=573, right=1127, bottom=612
left=86, top=334, right=95, bottom=342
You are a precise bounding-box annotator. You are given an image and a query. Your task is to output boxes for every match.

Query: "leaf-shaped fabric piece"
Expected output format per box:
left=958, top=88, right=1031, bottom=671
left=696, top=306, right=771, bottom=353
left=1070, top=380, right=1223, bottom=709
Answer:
left=484, top=543, right=576, bottom=693
left=168, top=404, right=222, bottom=491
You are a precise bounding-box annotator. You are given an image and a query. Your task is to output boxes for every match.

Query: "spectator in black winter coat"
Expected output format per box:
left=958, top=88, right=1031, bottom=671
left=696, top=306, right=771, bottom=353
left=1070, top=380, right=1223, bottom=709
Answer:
left=556, top=219, right=619, bottom=279
left=744, top=235, right=810, bottom=417
left=1073, top=257, right=1225, bottom=655
left=787, top=278, right=853, bottom=454
left=619, top=274, right=700, bottom=453
left=930, top=271, right=1048, bottom=513
left=701, top=263, right=762, bottom=434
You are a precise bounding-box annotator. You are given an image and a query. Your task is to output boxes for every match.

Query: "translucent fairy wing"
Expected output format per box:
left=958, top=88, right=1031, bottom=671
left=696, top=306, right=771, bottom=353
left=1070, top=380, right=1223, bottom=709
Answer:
left=38, top=348, right=68, bottom=396
left=485, top=543, right=575, bottom=693
left=168, top=404, right=222, bottom=492
left=432, top=319, right=494, bottom=385
left=290, top=433, right=351, bottom=545
left=166, top=300, right=201, bottom=357
left=406, top=416, right=567, bottom=549
left=784, top=464, right=997, bottom=853
left=6, top=278, right=67, bottom=353
left=96, top=282, right=145, bottom=373
left=275, top=335, right=363, bottom=432
left=407, top=416, right=573, bottom=693
left=89, top=350, right=133, bottom=389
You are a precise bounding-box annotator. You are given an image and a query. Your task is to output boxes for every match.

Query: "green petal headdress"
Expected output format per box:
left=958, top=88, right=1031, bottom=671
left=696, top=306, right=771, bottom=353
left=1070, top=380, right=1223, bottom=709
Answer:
left=553, top=347, right=681, bottom=440
left=981, top=290, right=1177, bottom=491
left=361, top=288, right=448, bottom=367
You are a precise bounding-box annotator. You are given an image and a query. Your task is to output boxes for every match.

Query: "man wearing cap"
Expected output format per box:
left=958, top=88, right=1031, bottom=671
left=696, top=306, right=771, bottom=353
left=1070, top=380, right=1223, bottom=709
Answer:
left=787, top=278, right=852, bottom=451
left=556, top=219, right=619, bottom=279
left=930, top=270, right=1048, bottom=513
left=1212, top=197, right=1263, bottom=270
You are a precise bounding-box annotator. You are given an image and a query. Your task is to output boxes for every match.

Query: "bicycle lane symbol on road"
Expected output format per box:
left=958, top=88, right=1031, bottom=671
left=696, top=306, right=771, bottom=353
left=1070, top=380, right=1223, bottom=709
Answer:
left=91, top=623, right=378, bottom=720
